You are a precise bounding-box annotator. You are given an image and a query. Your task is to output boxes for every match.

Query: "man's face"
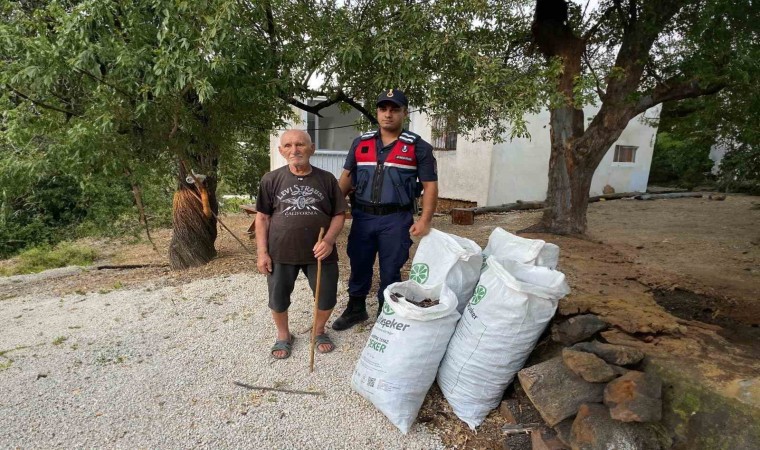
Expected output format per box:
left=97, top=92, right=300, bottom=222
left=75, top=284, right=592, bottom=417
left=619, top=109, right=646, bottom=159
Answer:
left=377, top=102, right=408, bottom=133
left=278, top=130, right=315, bottom=167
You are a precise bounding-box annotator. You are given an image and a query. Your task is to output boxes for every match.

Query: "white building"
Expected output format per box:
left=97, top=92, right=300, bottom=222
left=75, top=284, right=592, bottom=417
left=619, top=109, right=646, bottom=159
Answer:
left=270, top=102, right=662, bottom=206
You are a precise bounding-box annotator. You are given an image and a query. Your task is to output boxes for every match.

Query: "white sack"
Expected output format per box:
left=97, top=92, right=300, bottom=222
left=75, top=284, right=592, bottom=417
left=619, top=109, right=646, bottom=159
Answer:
left=352, top=281, right=460, bottom=434
left=437, top=256, right=570, bottom=429
left=483, top=227, right=560, bottom=269
left=411, top=228, right=483, bottom=312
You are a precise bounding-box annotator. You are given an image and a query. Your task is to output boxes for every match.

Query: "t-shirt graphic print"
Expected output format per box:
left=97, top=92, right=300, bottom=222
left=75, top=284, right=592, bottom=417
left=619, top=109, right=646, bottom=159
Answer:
left=256, top=165, right=347, bottom=264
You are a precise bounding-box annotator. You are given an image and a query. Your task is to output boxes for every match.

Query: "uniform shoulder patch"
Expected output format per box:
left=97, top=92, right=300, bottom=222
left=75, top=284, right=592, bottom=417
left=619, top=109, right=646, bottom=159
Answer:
left=399, top=130, right=419, bottom=144
left=360, top=130, right=378, bottom=141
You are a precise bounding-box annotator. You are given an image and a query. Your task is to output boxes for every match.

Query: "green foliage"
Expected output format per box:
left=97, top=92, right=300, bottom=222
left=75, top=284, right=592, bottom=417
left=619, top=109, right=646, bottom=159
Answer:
left=219, top=196, right=254, bottom=215
left=650, top=132, right=714, bottom=188
left=1, top=242, right=97, bottom=276
left=717, top=144, right=760, bottom=195
left=650, top=101, right=716, bottom=188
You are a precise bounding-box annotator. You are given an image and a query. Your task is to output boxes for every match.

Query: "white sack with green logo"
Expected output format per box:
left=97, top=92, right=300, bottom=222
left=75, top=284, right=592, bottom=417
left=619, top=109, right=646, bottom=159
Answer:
left=410, top=228, right=483, bottom=312
left=437, top=256, right=570, bottom=430
left=352, top=281, right=460, bottom=434
left=483, top=227, right=560, bottom=269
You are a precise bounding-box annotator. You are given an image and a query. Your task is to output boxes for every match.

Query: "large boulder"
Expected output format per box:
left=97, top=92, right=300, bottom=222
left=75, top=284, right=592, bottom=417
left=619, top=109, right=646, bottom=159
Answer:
left=518, top=356, right=605, bottom=426
left=562, top=348, right=616, bottom=383
left=570, top=403, right=670, bottom=450
left=604, top=371, right=663, bottom=422
left=572, top=341, right=644, bottom=366
left=551, top=314, right=608, bottom=345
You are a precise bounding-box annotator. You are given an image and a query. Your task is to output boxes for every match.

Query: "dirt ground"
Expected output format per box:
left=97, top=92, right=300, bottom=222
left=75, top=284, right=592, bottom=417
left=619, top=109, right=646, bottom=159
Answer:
left=2, top=192, right=759, bottom=449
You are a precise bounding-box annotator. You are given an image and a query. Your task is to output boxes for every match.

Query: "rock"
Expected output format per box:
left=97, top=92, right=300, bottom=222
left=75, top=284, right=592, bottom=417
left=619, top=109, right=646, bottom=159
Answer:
left=603, top=185, right=615, bottom=195
left=552, top=315, right=608, bottom=345
left=562, top=349, right=616, bottom=383
left=571, top=403, right=670, bottom=450
left=571, top=341, right=645, bottom=366
left=604, top=371, right=663, bottom=422
left=554, top=419, right=575, bottom=447
left=518, top=357, right=605, bottom=426
left=531, top=428, right=570, bottom=450
left=610, top=365, right=630, bottom=376
left=498, top=399, right=518, bottom=424
left=708, top=194, right=726, bottom=201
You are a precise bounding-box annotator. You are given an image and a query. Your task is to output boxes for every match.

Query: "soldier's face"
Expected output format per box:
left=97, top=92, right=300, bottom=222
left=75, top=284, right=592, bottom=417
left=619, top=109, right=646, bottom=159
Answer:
left=279, top=131, right=315, bottom=167
left=377, top=103, right=407, bottom=133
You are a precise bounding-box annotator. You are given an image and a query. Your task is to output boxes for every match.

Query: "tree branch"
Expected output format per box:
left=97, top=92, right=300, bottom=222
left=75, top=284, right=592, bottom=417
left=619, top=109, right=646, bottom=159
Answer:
left=282, top=90, right=377, bottom=125
left=74, top=68, right=134, bottom=100
left=582, top=5, right=616, bottom=40
left=583, top=49, right=606, bottom=98
left=7, top=86, right=80, bottom=117
left=635, top=78, right=726, bottom=115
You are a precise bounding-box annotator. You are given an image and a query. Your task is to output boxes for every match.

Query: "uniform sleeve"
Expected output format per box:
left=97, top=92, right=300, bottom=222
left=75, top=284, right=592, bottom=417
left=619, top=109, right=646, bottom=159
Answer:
left=342, top=137, right=362, bottom=171
left=415, top=139, right=438, bottom=182
left=329, top=175, right=348, bottom=216
left=255, top=174, right=275, bottom=215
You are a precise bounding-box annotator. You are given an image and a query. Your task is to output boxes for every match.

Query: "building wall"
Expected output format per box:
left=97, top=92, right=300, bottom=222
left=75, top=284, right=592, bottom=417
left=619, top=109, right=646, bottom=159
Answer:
left=589, top=104, right=661, bottom=196
left=487, top=109, right=554, bottom=204
left=429, top=105, right=661, bottom=205
left=410, top=110, right=494, bottom=205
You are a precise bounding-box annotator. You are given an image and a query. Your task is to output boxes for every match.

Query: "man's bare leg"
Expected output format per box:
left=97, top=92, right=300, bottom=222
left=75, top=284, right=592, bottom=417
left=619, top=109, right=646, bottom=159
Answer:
left=272, top=310, right=290, bottom=358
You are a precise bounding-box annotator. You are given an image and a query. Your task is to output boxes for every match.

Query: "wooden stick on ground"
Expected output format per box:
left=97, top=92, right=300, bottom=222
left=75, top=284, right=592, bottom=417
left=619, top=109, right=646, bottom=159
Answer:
left=310, top=227, right=325, bottom=373
left=233, top=381, right=324, bottom=396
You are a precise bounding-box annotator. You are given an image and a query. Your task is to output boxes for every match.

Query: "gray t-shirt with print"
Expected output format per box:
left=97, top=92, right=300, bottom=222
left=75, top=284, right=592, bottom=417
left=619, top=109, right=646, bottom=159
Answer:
left=256, top=165, right=347, bottom=264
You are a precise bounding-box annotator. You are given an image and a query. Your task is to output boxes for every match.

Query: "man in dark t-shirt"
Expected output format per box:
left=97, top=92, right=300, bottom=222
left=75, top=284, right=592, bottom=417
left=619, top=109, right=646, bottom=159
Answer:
left=255, top=130, right=347, bottom=359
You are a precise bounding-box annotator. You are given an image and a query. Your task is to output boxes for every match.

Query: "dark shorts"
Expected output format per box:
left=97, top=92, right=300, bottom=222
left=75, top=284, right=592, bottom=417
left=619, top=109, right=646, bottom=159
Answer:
left=267, top=262, right=339, bottom=313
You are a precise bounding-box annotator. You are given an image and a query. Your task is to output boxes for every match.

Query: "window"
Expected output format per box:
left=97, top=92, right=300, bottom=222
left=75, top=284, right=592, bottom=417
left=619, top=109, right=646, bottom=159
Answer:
left=432, top=116, right=457, bottom=151
left=613, top=145, right=637, bottom=163
left=306, top=112, right=318, bottom=148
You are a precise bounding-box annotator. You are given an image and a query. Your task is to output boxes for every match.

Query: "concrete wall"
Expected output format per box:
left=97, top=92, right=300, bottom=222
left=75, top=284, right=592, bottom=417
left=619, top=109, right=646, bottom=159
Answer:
left=589, top=104, right=661, bottom=196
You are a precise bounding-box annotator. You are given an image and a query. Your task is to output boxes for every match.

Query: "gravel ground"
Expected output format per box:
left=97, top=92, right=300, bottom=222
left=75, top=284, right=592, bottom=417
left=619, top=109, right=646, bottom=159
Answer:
left=0, top=271, right=443, bottom=449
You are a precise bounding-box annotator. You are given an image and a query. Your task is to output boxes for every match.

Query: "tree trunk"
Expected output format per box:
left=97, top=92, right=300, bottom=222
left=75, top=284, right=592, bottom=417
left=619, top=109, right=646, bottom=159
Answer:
left=168, top=157, right=219, bottom=269
left=531, top=0, right=589, bottom=234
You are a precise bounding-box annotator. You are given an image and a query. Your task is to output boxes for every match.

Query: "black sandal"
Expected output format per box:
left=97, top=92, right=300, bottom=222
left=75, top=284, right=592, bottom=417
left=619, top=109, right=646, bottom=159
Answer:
left=271, top=334, right=294, bottom=359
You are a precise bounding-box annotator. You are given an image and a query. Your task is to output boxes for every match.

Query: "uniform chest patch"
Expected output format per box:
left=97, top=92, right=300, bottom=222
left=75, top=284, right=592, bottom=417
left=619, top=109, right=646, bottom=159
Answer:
left=396, top=156, right=413, bottom=162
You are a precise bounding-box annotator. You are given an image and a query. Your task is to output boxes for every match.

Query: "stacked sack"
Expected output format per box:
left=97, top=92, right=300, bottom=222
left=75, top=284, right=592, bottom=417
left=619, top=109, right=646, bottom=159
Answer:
left=438, top=227, right=569, bottom=429
left=352, top=227, right=570, bottom=433
left=408, top=229, right=482, bottom=312
left=351, top=281, right=460, bottom=434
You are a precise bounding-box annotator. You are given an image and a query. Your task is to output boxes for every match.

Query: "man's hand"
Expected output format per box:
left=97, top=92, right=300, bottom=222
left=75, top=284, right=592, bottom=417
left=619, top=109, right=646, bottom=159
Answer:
left=410, top=219, right=432, bottom=237
left=257, top=253, right=272, bottom=274
left=313, top=239, right=334, bottom=261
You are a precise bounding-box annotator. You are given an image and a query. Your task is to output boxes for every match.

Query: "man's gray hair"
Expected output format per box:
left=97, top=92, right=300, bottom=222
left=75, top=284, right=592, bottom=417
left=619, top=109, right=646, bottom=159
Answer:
left=279, top=129, right=313, bottom=146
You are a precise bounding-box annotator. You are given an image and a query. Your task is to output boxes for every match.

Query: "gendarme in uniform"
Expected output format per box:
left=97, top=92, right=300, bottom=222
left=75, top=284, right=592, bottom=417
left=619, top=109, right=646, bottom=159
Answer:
left=332, top=89, right=438, bottom=330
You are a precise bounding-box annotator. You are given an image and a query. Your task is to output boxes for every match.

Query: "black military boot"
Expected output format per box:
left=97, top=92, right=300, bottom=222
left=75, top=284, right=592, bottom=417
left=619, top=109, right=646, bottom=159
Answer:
left=332, top=295, right=369, bottom=331
left=376, top=297, right=385, bottom=318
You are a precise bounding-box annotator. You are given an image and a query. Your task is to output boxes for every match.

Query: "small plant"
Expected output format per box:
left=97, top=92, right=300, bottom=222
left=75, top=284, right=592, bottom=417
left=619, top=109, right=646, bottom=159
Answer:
left=2, top=243, right=97, bottom=276
left=52, top=336, right=68, bottom=346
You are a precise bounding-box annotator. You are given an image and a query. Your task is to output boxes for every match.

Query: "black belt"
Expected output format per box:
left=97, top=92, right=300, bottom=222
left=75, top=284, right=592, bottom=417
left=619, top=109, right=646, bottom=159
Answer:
left=353, top=203, right=412, bottom=215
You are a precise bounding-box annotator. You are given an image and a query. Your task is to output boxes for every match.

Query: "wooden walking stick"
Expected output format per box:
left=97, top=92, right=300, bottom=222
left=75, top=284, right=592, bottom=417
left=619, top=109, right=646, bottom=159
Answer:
left=309, top=227, right=325, bottom=373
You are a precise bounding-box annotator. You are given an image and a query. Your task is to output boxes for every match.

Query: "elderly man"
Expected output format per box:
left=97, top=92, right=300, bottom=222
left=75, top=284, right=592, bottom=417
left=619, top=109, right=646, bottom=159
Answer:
left=255, top=130, right=347, bottom=359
